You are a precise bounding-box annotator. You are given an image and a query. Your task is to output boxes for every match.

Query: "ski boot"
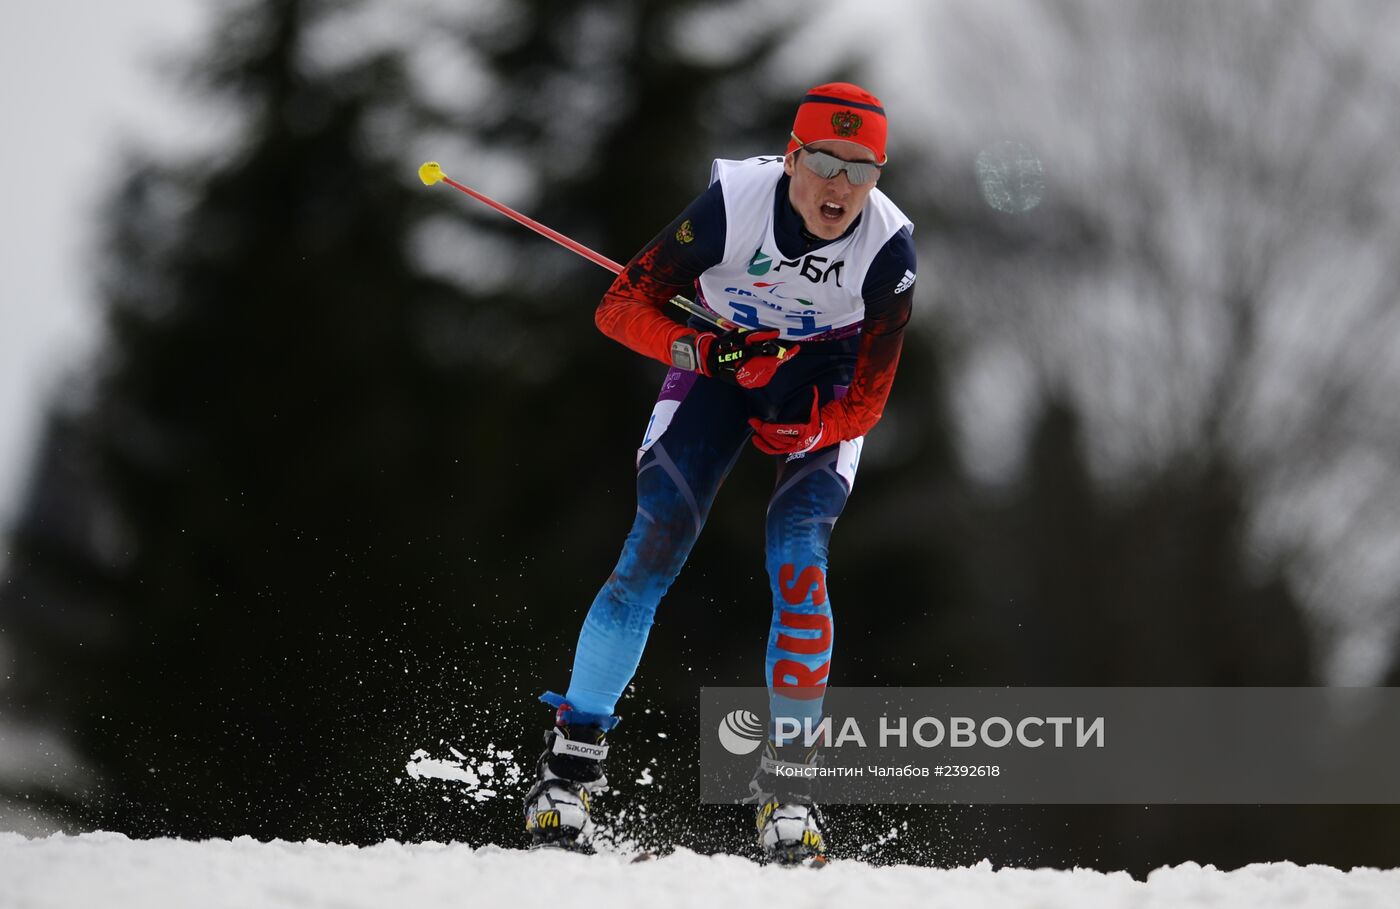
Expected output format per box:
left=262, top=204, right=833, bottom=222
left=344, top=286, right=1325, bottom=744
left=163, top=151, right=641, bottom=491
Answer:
left=748, top=742, right=827, bottom=866
left=523, top=717, right=609, bottom=851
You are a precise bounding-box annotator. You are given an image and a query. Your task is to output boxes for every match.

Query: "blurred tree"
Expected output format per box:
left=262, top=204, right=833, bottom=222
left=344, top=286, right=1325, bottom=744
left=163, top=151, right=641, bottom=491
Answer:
left=4, top=0, right=487, bottom=839
left=908, top=0, right=1400, bottom=684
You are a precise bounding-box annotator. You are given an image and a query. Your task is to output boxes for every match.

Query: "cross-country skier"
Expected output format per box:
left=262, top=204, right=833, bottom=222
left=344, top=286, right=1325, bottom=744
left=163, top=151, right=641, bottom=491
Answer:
left=524, top=82, right=917, bottom=864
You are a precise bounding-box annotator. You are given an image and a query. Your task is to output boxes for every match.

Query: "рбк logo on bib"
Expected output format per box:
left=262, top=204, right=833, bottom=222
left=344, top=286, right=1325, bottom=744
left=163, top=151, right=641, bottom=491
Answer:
left=717, top=709, right=765, bottom=755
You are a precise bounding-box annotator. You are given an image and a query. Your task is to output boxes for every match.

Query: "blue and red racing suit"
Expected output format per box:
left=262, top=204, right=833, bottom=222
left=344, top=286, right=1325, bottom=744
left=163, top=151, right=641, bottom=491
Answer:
left=542, top=156, right=917, bottom=737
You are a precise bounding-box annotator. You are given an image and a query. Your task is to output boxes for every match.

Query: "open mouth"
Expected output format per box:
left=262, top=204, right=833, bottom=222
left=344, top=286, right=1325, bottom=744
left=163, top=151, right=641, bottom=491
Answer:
left=820, top=201, right=845, bottom=222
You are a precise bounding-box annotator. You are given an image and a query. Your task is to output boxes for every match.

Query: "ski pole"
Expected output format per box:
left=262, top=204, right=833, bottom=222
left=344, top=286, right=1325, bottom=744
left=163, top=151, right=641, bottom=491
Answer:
left=417, top=161, right=749, bottom=333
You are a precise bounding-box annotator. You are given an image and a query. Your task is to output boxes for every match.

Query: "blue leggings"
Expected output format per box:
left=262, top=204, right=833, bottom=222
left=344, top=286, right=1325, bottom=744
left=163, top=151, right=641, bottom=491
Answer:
left=555, top=351, right=862, bottom=734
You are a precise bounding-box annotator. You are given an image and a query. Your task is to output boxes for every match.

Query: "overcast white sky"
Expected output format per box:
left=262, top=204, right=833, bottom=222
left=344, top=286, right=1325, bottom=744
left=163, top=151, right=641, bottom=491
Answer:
left=0, top=1, right=208, bottom=530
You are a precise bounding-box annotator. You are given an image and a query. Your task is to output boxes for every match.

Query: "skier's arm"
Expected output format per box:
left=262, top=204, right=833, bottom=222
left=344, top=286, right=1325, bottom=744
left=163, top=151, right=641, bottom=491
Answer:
left=594, top=183, right=726, bottom=364
left=820, top=228, right=917, bottom=441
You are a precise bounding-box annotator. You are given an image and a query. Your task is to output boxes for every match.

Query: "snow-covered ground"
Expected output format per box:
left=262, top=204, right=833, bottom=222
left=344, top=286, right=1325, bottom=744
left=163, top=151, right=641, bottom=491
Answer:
left=2, top=833, right=1398, bottom=909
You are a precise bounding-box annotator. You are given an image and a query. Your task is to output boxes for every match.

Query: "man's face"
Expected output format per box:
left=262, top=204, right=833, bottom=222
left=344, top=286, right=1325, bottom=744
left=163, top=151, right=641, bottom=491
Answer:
left=783, top=139, right=880, bottom=241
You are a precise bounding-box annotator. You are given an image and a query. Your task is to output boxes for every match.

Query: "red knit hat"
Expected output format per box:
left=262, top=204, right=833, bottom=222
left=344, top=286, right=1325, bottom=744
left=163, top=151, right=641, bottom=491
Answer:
left=787, top=82, right=888, bottom=164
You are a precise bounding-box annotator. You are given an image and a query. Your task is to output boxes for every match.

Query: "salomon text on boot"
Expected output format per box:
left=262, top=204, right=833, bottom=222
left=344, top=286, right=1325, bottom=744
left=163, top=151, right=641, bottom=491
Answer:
left=523, top=717, right=609, bottom=851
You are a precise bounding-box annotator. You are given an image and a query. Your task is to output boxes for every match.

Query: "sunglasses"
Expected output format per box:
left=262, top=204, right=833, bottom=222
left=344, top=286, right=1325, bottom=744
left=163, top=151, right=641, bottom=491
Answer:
left=790, top=133, right=884, bottom=185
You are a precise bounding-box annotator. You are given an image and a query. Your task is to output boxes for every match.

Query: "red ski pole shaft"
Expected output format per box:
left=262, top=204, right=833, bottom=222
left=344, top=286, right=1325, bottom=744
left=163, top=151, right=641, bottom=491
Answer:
left=419, top=161, right=626, bottom=275
left=418, top=161, right=751, bottom=334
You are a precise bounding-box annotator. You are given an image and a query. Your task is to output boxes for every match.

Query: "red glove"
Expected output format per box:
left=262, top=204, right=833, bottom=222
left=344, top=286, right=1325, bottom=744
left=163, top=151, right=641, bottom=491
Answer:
left=748, top=387, right=832, bottom=455
left=696, top=329, right=798, bottom=389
